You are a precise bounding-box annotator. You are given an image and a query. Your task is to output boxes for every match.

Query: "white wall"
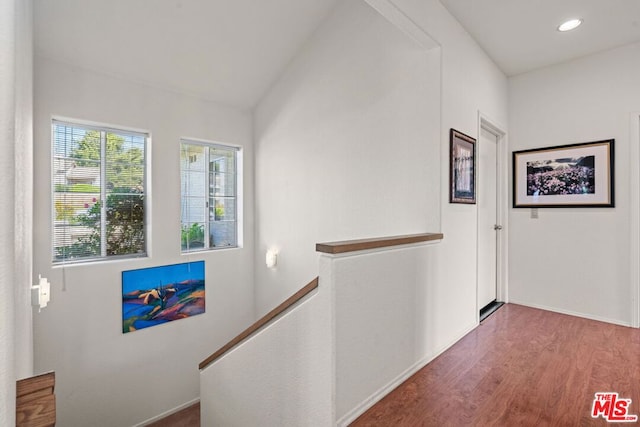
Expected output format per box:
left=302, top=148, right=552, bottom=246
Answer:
left=200, top=283, right=333, bottom=427
left=390, top=0, right=509, bottom=350
left=254, top=0, right=441, bottom=313
left=15, top=0, right=34, bottom=381
left=33, top=57, right=255, bottom=426
left=200, top=239, right=442, bottom=426
left=254, top=0, right=508, bottom=355
left=0, top=0, right=17, bottom=424
left=509, top=42, right=640, bottom=325
left=329, top=241, right=441, bottom=424
left=1, top=0, right=34, bottom=424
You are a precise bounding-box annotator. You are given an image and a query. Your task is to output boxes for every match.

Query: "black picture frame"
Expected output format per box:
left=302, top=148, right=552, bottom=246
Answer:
left=512, top=139, right=615, bottom=208
left=450, top=128, right=476, bottom=204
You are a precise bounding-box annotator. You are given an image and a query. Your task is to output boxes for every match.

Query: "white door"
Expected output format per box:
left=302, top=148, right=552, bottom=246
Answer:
left=478, top=127, right=499, bottom=309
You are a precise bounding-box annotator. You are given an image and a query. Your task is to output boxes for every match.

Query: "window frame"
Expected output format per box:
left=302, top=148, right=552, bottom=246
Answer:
left=51, top=118, right=149, bottom=265
left=180, top=138, right=240, bottom=253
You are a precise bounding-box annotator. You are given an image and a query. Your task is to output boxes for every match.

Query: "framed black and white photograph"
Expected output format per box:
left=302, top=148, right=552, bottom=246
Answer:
left=513, top=139, right=614, bottom=208
left=450, top=129, right=476, bottom=204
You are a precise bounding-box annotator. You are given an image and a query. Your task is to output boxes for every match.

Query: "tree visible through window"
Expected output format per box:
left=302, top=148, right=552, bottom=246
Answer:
left=52, top=120, right=147, bottom=263
left=180, top=141, right=238, bottom=252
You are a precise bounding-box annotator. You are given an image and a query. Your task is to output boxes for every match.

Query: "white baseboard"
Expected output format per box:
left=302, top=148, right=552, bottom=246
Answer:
left=509, top=300, right=631, bottom=328
left=336, top=321, right=478, bottom=426
left=132, top=397, right=200, bottom=427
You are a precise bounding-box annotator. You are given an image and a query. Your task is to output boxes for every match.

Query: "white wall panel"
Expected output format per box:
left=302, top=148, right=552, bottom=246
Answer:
left=509, top=42, right=640, bottom=325
left=254, top=0, right=508, bottom=358
left=200, top=284, right=333, bottom=427
left=0, top=0, right=17, bottom=424
left=254, top=0, right=441, bottom=313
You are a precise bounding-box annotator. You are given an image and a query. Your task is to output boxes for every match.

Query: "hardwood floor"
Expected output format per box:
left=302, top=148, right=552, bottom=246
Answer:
left=150, top=305, right=639, bottom=426
left=352, top=303, right=640, bottom=426
left=147, top=403, right=200, bottom=427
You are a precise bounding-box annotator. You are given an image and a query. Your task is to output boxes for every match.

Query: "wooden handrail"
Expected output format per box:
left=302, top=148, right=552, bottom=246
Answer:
left=315, top=232, right=443, bottom=254
left=199, top=277, right=319, bottom=370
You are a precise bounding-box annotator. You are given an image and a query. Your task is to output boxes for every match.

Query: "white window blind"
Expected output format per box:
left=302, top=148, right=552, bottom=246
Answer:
left=180, top=140, right=238, bottom=252
left=52, top=120, right=147, bottom=263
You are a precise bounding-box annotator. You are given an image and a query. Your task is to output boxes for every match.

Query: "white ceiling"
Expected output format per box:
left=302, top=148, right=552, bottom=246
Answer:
left=440, top=0, right=640, bottom=76
left=35, top=0, right=640, bottom=109
left=34, top=0, right=340, bottom=110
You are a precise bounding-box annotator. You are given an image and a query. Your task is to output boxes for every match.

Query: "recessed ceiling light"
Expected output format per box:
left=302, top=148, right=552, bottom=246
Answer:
left=558, top=19, right=583, bottom=32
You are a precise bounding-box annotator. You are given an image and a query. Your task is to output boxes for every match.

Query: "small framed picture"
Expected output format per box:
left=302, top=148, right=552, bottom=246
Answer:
left=450, top=128, right=476, bottom=204
left=513, top=139, right=614, bottom=208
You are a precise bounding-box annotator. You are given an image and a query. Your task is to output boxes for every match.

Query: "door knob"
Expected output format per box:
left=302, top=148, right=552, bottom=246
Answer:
left=494, top=225, right=503, bottom=231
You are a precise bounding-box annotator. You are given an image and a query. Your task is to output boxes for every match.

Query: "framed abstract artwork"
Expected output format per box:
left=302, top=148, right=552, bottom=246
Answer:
left=122, top=261, right=205, bottom=333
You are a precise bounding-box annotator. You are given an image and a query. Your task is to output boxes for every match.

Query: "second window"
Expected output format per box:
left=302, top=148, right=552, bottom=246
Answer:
left=180, top=140, right=239, bottom=252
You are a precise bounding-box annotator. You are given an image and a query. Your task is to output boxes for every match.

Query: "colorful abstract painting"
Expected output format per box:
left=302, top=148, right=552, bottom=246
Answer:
left=122, top=261, right=205, bottom=333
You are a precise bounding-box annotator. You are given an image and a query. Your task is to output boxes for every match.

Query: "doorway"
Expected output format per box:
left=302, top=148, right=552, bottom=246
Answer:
left=477, top=114, right=507, bottom=322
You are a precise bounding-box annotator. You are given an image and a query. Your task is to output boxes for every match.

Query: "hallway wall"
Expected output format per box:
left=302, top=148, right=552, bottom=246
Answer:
left=254, top=0, right=508, bottom=356
left=254, top=0, right=441, bottom=313
left=509, top=41, right=640, bottom=325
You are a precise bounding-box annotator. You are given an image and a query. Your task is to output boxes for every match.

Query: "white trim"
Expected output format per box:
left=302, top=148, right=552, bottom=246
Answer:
left=52, top=116, right=149, bottom=138
left=132, top=398, right=200, bottom=427
left=509, top=300, right=632, bottom=328
left=631, top=112, right=640, bottom=328
left=179, top=140, right=240, bottom=253
left=364, top=0, right=439, bottom=50
left=180, top=136, right=242, bottom=151
left=337, top=359, right=429, bottom=427
left=477, top=113, right=508, bottom=324
left=50, top=119, right=150, bottom=265
left=336, top=321, right=477, bottom=426
left=99, top=131, right=107, bottom=257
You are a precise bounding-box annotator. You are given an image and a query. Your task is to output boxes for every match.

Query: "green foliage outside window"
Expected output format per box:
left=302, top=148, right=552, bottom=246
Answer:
left=181, top=223, right=205, bottom=250
left=54, top=200, right=76, bottom=221
left=55, top=183, right=100, bottom=193
left=77, top=188, right=144, bottom=255
left=70, top=130, right=144, bottom=188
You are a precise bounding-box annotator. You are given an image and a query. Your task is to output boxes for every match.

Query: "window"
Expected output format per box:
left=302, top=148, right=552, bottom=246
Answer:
left=180, top=140, right=238, bottom=252
left=52, top=120, right=147, bottom=263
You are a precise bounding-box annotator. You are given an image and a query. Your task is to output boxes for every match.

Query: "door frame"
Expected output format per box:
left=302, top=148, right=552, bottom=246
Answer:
left=476, top=112, right=508, bottom=321
left=630, top=112, right=640, bottom=328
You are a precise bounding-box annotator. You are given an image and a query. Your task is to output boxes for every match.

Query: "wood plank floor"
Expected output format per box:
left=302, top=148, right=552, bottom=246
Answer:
left=147, top=403, right=199, bottom=427
left=352, top=303, right=640, bottom=426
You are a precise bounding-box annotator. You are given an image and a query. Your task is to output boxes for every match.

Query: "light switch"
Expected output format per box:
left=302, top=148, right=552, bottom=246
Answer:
left=31, top=275, right=51, bottom=312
